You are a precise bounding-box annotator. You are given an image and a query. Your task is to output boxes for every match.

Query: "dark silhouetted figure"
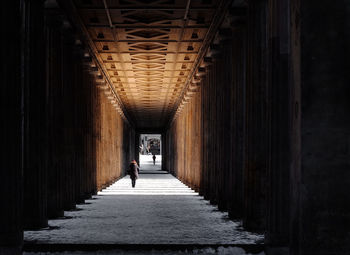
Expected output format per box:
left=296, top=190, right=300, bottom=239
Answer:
left=152, top=155, right=156, bottom=165
left=128, top=160, right=139, bottom=188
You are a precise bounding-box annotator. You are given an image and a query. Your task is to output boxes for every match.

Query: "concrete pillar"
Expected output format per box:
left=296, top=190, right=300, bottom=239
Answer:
left=0, top=0, right=23, bottom=253
left=22, top=0, right=48, bottom=229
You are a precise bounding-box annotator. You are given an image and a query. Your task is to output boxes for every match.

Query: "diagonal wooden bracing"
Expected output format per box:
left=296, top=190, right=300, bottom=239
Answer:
left=73, top=0, right=225, bottom=129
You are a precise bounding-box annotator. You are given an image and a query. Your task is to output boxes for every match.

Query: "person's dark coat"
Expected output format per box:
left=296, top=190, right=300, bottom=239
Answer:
left=129, top=162, right=139, bottom=180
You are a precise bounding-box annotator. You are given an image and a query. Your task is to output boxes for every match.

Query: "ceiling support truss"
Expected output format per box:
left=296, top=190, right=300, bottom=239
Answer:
left=63, top=0, right=230, bottom=129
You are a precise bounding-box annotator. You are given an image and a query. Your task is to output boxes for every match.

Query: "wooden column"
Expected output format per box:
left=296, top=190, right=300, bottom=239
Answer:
left=161, top=132, right=166, bottom=171
left=72, top=43, right=88, bottom=204
left=265, top=0, right=292, bottom=251
left=61, top=25, right=76, bottom=211
left=243, top=0, right=268, bottom=232
left=45, top=11, right=65, bottom=218
left=0, top=0, right=23, bottom=253
left=85, top=72, right=97, bottom=197
left=22, top=0, right=48, bottom=229
left=200, top=71, right=210, bottom=199
left=228, top=22, right=247, bottom=219
left=135, top=132, right=140, bottom=165
left=290, top=1, right=350, bottom=254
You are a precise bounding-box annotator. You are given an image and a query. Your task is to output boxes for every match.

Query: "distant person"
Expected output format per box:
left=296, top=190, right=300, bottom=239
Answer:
left=152, top=155, right=156, bottom=165
left=128, top=160, right=139, bottom=188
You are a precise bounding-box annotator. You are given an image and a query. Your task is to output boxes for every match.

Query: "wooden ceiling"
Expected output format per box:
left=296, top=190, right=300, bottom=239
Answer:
left=73, top=0, right=224, bottom=129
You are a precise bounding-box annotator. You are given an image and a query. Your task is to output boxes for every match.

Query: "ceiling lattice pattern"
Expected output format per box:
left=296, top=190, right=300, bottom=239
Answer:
left=74, top=0, right=220, bottom=129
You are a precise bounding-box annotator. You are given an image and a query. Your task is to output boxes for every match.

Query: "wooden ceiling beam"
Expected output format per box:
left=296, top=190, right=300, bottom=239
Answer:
left=98, top=51, right=199, bottom=54
left=77, top=7, right=215, bottom=11
left=92, top=39, right=204, bottom=43
left=103, top=61, right=194, bottom=63
left=71, top=0, right=225, bottom=129
left=86, top=24, right=210, bottom=29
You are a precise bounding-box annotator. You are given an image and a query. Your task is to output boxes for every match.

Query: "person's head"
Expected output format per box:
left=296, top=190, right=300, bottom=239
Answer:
left=131, top=159, right=137, bottom=164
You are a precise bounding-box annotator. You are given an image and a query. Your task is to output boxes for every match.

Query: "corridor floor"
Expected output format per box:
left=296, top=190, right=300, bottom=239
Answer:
left=24, top=156, right=264, bottom=254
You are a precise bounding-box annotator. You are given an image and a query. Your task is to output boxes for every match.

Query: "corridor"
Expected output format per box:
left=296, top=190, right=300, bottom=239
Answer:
left=2, top=0, right=350, bottom=255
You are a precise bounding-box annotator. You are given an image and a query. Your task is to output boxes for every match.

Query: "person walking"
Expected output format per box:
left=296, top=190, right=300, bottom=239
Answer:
left=128, top=160, right=139, bottom=188
left=152, top=154, right=156, bottom=165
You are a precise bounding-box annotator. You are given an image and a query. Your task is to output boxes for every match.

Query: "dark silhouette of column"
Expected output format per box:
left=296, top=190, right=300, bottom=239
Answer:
left=22, top=0, right=48, bottom=230
left=227, top=22, right=247, bottom=220
left=243, top=0, right=268, bottom=232
left=0, top=0, right=23, bottom=253
left=290, top=1, right=350, bottom=254
left=45, top=10, right=65, bottom=219
left=265, top=0, right=292, bottom=252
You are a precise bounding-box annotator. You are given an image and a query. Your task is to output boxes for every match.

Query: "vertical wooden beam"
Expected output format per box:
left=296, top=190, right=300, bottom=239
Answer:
left=22, top=0, right=48, bottom=229
left=265, top=0, right=292, bottom=252
left=45, top=11, right=65, bottom=218
left=243, top=0, right=268, bottom=232
left=0, top=0, right=23, bottom=253
left=228, top=22, right=247, bottom=219
left=290, top=1, right=350, bottom=254
left=135, top=133, right=140, bottom=165
left=161, top=133, right=166, bottom=171
left=289, top=1, right=301, bottom=254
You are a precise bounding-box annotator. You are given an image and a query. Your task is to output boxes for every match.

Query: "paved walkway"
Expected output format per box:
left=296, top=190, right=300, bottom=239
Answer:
left=24, top=156, right=264, bottom=254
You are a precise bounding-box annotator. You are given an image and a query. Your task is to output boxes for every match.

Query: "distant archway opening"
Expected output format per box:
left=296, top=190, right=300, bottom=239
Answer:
left=139, top=134, right=162, bottom=170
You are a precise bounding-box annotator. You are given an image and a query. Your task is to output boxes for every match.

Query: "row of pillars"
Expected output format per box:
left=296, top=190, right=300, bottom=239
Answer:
left=0, top=1, right=134, bottom=253
left=165, top=0, right=350, bottom=255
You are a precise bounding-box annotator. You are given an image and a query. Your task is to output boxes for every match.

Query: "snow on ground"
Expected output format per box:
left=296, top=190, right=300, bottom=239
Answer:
left=24, top=247, right=265, bottom=255
left=24, top=159, right=264, bottom=254
left=139, top=154, right=162, bottom=166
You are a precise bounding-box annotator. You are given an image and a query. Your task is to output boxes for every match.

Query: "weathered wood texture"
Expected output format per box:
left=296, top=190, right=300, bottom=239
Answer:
left=166, top=90, right=202, bottom=192
left=94, top=89, right=131, bottom=191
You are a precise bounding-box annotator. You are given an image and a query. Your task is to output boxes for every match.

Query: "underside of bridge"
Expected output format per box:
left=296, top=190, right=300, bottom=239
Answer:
left=1, top=0, right=350, bottom=255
